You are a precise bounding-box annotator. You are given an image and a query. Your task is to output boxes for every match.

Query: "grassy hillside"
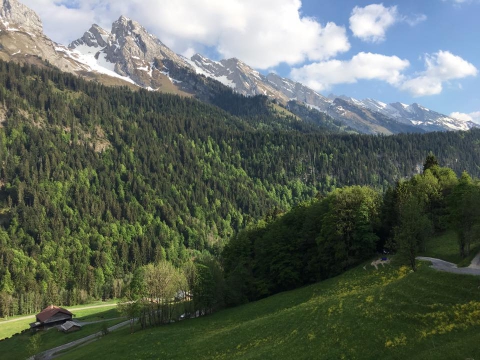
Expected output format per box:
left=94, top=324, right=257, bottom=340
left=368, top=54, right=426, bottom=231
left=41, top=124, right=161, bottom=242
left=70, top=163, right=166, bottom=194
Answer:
left=55, top=260, right=480, bottom=360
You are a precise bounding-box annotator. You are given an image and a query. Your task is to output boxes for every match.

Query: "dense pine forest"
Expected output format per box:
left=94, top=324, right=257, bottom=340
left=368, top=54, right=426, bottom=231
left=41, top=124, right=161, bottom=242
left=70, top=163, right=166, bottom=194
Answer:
left=1, top=60, right=480, bottom=317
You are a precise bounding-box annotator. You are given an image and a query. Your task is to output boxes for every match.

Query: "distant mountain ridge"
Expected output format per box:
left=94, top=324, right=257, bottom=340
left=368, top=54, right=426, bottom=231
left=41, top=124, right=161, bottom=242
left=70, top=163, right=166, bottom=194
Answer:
left=333, top=96, right=475, bottom=132
left=0, top=0, right=477, bottom=134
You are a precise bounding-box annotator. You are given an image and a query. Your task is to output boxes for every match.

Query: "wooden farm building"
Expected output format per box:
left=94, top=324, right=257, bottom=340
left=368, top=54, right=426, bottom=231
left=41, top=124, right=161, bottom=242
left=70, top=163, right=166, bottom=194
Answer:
left=59, top=321, right=82, bottom=333
left=30, top=305, right=73, bottom=330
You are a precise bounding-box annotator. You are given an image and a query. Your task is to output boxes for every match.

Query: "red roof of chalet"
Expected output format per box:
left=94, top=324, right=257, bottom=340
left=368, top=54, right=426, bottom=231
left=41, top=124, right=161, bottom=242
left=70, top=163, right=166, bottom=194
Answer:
left=36, top=305, right=73, bottom=323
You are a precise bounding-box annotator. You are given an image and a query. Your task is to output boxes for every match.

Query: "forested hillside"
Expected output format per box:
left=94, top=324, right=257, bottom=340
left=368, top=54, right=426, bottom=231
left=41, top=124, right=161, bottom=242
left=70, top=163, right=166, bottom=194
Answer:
left=1, top=60, right=480, bottom=316
left=223, top=157, right=480, bottom=305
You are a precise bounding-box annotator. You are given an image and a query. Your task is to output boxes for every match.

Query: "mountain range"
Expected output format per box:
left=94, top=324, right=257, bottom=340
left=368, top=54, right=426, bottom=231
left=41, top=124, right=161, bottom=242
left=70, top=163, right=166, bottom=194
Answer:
left=0, top=0, right=476, bottom=134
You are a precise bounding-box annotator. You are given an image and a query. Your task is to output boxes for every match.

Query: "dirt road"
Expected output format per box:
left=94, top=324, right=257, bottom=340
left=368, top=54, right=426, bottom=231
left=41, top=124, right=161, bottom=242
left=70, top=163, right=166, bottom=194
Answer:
left=32, top=319, right=130, bottom=360
left=416, top=254, right=480, bottom=276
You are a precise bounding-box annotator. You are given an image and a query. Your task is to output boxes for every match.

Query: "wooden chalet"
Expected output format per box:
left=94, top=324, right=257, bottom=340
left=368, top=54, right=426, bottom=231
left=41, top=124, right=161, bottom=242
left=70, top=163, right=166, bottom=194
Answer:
left=30, top=305, right=73, bottom=330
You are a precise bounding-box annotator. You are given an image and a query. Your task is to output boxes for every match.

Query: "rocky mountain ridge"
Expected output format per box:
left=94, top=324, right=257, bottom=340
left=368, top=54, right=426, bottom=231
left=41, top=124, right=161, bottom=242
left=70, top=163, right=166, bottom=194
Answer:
left=0, top=0, right=42, bottom=34
left=334, top=96, right=475, bottom=132
left=0, top=0, right=476, bottom=134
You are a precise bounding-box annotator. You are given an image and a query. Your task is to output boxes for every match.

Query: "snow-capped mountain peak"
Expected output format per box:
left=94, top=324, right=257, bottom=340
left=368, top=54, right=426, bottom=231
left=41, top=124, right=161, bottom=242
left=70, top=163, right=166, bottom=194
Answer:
left=340, top=97, right=477, bottom=132
left=66, top=15, right=195, bottom=89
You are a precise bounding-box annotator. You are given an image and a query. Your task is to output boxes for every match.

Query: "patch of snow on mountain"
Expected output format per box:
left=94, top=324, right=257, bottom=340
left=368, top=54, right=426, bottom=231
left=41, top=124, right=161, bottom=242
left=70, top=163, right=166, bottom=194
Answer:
left=56, top=46, right=135, bottom=84
left=148, top=62, right=154, bottom=77
left=96, top=52, right=116, bottom=72
left=3, top=21, right=19, bottom=32
left=136, top=63, right=154, bottom=77
left=216, top=75, right=236, bottom=88
left=160, top=71, right=182, bottom=84
left=362, top=98, right=387, bottom=111
left=306, top=104, right=325, bottom=114
left=184, top=58, right=209, bottom=76
left=360, top=99, right=404, bottom=119
left=349, top=98, right=365, bottom=107
left=72, top=44, right=99, bottom=56
left=441, top=117, right=470, bottom=131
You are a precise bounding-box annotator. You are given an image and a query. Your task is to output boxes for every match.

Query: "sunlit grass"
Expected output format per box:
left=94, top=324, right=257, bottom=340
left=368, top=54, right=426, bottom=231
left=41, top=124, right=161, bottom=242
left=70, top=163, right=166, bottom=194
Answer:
left=54, top=261, right=480, bottom=360
left=0, top=306, right=123, bottom=360
left=0, top=300, right=119, bottom=341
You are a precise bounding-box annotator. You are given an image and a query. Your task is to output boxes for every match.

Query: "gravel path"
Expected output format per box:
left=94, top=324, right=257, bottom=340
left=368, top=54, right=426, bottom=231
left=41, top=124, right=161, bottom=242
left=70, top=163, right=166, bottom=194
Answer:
left=416, top=253, right=480, bottom=276
left=33, top=319, right=130, bottom=360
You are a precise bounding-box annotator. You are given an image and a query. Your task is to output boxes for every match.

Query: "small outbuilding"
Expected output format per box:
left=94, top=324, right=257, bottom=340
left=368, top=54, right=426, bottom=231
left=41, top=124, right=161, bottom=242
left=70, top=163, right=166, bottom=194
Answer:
left=30, top=305, right=73, bottom=330
left=59, top=321, right=82, bottom=333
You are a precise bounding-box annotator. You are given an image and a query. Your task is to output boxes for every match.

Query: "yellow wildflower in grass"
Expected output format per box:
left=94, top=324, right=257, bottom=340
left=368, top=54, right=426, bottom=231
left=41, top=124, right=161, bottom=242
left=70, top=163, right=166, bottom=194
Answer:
left=385, top=334, right=407, bottom=348
left=418, top=301, right=480, bottom=338
left=234, top=337, right=272, bottom=356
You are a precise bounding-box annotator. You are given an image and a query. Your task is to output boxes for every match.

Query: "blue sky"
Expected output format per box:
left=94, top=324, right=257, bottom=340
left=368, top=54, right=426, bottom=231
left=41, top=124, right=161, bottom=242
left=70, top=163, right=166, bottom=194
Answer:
left=22, top=0, right=480, bottom=121
left=297, top=0, right=480, bottom=120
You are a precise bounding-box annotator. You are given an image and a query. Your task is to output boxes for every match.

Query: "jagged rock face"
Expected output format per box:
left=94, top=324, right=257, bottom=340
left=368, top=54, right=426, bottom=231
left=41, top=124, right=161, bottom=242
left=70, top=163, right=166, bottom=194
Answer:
left=102, top=16, right=190, bottom=84
left=0, top=0, right=97, bottom=76
left=69, top=24, right=109, bottom=49
left=218, top=57, right=264, bottom=95
left=266, top=73, right=332, bottom=110
left=0, top=0, right=42, bottom=33
left=190, top=54, right=333, bottom=111
left=190, top=54, right=291, bottom=102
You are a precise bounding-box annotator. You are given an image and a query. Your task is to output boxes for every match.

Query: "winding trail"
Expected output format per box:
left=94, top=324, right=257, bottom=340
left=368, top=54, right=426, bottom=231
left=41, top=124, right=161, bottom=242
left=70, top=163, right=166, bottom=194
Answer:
left=416, top=252, right=480, bottom=276
left=32, top=319, right=130, bottom=360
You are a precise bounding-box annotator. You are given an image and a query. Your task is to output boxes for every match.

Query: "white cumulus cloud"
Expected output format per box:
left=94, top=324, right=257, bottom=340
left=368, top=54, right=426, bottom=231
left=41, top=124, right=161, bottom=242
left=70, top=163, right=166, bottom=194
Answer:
left=450, top=111, right=480, bottom=124
left=290, top=52, right=410, bottom=91
left=349, top=4, right=399, bottom=43
left=22, top=0, right=350, bottom=69
left=401, top=51, right=478, bottom=96
left=349, top=4, right=426, bottom=43
left=291, top=50, right=476, bottom=96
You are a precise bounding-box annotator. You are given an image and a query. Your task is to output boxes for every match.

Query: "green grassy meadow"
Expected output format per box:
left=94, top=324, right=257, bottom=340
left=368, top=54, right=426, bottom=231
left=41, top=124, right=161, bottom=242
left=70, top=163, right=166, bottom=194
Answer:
left=54, top=260, right=480, bottom=360
left=0, top=300, right=119, bottom=341
left=0, top=304, right=123, bottom=360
